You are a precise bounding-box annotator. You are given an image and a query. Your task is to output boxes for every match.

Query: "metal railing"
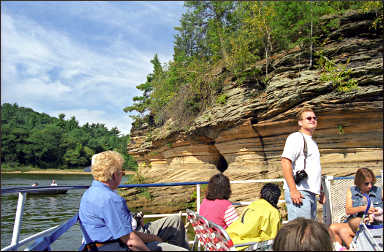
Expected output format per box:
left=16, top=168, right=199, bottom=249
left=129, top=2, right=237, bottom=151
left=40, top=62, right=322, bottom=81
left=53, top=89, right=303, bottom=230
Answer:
left=1, top=179, right=285, bottom=251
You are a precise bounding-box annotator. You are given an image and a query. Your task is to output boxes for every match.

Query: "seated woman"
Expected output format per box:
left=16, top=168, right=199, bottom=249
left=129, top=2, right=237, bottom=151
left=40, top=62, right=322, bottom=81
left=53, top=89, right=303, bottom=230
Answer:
left=226, top=183, right=282, bottom=249
left=329, top=168, right=383, bottom=249
left=199, top=173, right=239, bottom=229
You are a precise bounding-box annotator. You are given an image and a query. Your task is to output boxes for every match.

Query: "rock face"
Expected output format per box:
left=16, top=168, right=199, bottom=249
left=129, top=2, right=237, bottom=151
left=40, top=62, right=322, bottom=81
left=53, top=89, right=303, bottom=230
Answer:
left=125, top=11, right=383, bottom=213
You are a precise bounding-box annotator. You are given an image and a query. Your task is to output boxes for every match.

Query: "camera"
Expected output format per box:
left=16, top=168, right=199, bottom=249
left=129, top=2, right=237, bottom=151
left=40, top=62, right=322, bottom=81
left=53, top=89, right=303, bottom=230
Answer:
left=132, top=211, right=144, bottom=224
left=294, top=170, right=308, bottom=184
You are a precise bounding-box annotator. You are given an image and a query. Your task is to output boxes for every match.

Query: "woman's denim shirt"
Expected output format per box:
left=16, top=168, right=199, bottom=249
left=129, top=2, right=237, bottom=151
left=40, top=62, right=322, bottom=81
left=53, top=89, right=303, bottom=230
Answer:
left=349, top=185, right=383, bottom=218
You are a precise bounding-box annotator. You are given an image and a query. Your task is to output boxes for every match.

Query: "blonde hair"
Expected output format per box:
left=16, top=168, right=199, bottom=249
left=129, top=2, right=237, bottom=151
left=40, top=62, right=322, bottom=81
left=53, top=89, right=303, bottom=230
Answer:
left=297, top=107, right=315, bottom=121
left=91, top=151, right=124, bottom=182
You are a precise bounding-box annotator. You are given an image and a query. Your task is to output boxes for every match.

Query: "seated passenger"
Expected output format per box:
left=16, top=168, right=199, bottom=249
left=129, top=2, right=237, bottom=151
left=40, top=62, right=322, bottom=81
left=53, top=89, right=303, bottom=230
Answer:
left=79, top=151, right=189, bottom=251
left=199, top=173, right=239, bottom=229
left=328, top=168, right=383, bottom=249
left=226, top=183, right=282, bottom=249
left=50, top=179, right=57, bottom=186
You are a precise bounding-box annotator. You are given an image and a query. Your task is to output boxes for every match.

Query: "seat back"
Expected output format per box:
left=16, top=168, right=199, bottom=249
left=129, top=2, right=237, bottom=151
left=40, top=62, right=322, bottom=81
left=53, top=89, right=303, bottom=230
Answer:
left=186, top=209, right=236, bottom=251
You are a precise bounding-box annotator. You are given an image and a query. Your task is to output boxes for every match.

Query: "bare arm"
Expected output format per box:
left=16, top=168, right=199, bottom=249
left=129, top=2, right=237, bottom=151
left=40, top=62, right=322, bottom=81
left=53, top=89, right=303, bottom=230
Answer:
left=120, top=231, right=150, bottom=251
left=281, top=157, right=304, bottom=205
left=134, top=231, right=162, bottom=243
left=345, top=189, right=372, bottom=216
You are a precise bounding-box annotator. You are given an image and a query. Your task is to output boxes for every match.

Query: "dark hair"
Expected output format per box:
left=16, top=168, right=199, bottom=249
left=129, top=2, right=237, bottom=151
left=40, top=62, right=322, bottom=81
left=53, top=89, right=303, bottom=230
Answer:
left=206, top=173, right=231, bottom=200
left=273, top=217, right=333, bottom=251
left=354, top=168, right=376, bottom=187
left=260, top=183, right=281, bottom=208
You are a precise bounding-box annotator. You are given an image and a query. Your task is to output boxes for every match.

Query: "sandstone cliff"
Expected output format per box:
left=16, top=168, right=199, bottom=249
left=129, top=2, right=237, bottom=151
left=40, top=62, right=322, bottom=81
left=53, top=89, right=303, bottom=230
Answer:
left=124, top=10, right=383, bottom=214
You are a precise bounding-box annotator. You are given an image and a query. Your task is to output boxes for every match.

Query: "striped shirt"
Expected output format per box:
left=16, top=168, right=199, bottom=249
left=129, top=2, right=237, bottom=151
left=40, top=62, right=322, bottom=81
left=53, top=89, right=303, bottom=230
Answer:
left=224, top=205, right=238, bottom=227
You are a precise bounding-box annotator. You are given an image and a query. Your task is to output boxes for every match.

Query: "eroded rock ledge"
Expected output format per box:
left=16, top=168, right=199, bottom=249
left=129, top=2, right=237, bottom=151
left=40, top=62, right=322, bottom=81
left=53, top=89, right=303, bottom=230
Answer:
left=125, top=11, right=382, bottom=213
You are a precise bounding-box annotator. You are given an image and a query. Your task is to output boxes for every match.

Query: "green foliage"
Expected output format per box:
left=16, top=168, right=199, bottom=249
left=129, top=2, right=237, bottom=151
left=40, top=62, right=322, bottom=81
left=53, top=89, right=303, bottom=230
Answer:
left=317, top=54, right=358, bottom=92
left=187, top=184, right=208, bottom=210
left=337, top=125, right=344, bottom=135
left=124, top=1, right=377, bottom=130
left=1, top=103, right=137, bottom=170
left=216, top=94, right=228, bottom=105
left=126, top=171, right=153, bottom=199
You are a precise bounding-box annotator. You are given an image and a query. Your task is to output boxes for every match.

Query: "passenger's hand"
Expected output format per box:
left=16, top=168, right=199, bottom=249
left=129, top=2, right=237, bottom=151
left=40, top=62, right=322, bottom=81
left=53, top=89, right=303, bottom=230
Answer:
left=154, top=235, right=162, bottom=243
left=291, top=189, right=304, bottom=205
left=319, top=191, right=326, bottom=204
left=367, top=207, right=377, bottom=215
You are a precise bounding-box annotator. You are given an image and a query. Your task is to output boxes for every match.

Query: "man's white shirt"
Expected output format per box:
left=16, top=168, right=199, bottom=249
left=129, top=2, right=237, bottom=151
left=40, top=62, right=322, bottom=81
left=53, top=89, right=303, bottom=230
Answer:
left=281, top=131, right=322, bottom=195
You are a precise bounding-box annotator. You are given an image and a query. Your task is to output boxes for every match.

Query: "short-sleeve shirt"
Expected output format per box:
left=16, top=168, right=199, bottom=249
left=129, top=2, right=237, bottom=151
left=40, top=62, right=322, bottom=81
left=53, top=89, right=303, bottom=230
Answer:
left=79, top=180, right=133, bottom=242
left=281, top=131, right=322, bottom=195
left=199, top=198, right=238, bottom=229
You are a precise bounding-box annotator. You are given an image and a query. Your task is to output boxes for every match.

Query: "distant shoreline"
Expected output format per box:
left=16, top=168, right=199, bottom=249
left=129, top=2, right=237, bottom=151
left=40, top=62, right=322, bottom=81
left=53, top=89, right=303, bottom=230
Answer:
left=2, top=170, right=136, bottom=175
left=2, top=170, right=91, bottom=175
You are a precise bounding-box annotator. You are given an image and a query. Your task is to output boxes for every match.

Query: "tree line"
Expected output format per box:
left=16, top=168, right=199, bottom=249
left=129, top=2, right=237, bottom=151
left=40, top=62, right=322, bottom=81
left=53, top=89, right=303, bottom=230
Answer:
left=124, top=1, right=382, bottom=131
left=1, top=103, right=137, bottom=170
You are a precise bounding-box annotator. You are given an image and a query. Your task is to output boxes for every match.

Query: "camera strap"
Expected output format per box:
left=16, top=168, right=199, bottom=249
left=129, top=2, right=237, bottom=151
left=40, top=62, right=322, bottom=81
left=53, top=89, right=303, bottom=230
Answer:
left=300, top=132, right=308, bottom=171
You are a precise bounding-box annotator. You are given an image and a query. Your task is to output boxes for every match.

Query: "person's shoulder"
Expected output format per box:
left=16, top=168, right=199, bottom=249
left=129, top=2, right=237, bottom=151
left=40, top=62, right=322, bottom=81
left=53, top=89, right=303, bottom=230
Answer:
left=285, top=132, right=302, bottom=142
left=371, top=186, right=382, bottom=193
left=249, top=199, right=272, bottom=209
left=216, top=199, right=233, bottom=207
left=348, top=186, right=357, bottom=195
left=288, top=131, right=301, bottom=139
left=249, top=199, right=279, bottom=215
left=219, top=198, right=233, bottom=204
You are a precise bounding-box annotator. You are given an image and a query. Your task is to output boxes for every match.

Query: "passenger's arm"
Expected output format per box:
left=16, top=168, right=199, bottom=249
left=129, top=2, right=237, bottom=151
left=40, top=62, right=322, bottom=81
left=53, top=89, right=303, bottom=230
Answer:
left=120, top=231, right=150, bottom=251
left=345, top=189, right=369, bottom=216
left=134, top=231, right=162, bottom=243
left=281, top=157, right=304, bottom=205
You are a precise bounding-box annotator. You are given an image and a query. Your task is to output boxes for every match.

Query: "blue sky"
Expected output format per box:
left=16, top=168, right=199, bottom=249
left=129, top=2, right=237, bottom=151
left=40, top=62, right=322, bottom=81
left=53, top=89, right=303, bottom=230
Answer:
left=1, top=1, right=186, bottom=135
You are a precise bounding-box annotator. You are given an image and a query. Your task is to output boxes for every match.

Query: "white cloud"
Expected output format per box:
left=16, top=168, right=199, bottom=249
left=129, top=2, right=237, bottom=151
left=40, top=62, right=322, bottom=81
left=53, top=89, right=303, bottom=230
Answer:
left=1, top=2, right=184, bottom=135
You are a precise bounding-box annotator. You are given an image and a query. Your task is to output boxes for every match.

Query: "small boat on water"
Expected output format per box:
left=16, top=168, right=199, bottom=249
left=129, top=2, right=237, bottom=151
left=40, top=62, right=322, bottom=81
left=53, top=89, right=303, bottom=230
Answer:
left=27, top=188, right=68, bottom=195
left=27, top=180, right=67, bottom=195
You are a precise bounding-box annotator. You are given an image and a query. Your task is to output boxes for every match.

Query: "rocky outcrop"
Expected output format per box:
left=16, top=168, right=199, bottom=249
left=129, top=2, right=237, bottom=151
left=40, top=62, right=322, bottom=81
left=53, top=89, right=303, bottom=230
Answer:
left=125, top=10, right=383, bottom=213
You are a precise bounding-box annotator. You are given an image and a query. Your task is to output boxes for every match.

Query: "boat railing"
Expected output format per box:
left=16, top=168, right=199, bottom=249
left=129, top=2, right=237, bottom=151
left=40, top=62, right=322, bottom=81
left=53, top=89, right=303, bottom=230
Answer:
left=1, top=178, right=286, bottom=251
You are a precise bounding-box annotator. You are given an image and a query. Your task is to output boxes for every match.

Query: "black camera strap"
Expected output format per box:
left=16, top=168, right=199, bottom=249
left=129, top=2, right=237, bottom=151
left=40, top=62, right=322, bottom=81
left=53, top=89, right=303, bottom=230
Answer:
left=300, top=132, right=308, bottom=171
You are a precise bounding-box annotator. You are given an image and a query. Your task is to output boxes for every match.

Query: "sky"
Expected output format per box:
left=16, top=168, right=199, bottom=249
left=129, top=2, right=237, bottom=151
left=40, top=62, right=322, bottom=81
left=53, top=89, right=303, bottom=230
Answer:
left=1, top=1, right=186, bottom=135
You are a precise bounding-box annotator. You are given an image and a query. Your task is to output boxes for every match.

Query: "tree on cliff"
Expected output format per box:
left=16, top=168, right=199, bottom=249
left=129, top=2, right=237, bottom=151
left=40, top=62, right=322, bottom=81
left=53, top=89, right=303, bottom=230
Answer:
left=124, top=1, right=383, bottom=131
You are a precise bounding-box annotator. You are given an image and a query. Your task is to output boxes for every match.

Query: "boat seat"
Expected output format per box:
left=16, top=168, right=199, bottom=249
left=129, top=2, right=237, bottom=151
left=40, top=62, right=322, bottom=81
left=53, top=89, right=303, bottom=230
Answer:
left=186, top=208, right=273, bottom=251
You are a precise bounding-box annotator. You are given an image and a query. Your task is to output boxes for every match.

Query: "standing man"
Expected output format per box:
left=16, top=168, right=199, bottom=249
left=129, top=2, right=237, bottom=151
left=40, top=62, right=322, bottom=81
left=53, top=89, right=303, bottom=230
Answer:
left=79, top=151, right=189, bottom=251
left=281, top=108, right=325, bottom=221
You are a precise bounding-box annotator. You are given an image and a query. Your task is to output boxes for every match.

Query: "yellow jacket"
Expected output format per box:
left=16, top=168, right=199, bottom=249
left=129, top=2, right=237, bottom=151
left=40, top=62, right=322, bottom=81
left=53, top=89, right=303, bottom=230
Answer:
left=226, top=199, right=281, bottom=248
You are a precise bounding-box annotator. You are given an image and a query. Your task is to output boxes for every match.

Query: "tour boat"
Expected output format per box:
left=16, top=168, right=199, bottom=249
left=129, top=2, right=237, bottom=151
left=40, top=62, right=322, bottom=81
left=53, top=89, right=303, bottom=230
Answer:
left=1, top=176, right=382, bottom=251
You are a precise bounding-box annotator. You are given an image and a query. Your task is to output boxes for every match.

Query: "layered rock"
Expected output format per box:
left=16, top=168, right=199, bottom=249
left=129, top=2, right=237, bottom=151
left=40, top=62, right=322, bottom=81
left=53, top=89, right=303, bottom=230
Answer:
left=125, top=10, right=383, bottom=213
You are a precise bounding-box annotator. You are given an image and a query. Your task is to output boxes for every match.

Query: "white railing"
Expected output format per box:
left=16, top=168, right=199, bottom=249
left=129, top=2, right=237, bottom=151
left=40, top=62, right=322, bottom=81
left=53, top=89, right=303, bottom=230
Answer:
left=1, top=179, right=286, bottom=251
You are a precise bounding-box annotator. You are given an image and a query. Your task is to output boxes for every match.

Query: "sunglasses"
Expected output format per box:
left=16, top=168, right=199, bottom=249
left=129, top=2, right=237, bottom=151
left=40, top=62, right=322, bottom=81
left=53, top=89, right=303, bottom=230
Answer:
left=364, top=182, right=373, bottom=186
left=305, top=116, right=317, bottom=121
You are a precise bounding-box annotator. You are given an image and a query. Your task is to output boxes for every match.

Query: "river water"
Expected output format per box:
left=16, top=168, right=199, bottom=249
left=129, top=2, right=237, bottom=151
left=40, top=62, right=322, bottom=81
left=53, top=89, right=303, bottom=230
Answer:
left=1, top=173, right=94, bottom=250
